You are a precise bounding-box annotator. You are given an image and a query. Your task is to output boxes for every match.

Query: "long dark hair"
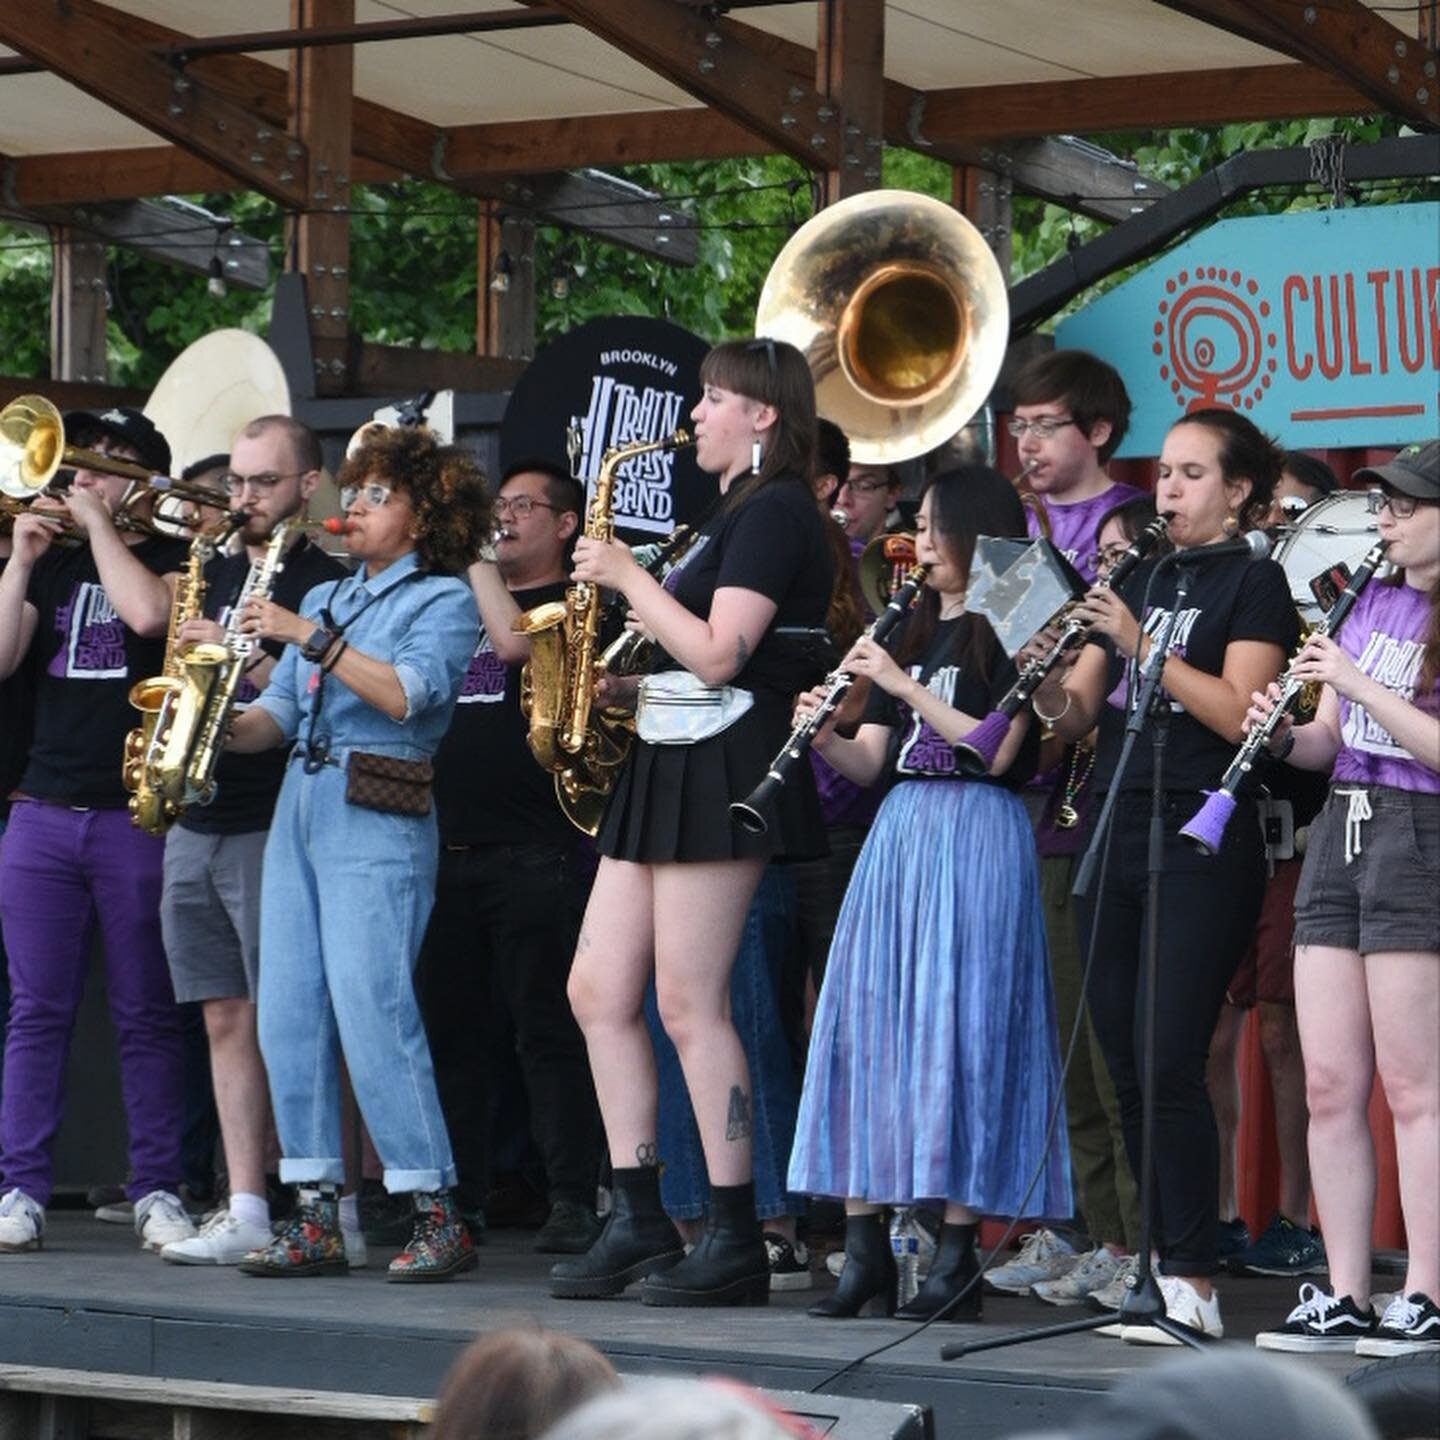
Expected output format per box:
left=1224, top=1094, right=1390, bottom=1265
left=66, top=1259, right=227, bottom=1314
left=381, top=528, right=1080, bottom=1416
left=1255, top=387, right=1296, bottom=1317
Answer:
left=1170, top=409, right=1282, bottom=532
left=699, top=338, right=816, bottom=511
left=896, top=464, right=1027, bottom=684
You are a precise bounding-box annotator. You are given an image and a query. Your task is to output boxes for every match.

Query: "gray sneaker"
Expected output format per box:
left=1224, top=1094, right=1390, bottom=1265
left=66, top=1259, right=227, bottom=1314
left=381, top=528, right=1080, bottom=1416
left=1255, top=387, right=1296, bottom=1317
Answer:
left=1032, top=1245, right=1125, bottom=1306
left=1087, top=1253, right=1141, bottom=1311
left=984, top=1227, right=1077, bottom=1295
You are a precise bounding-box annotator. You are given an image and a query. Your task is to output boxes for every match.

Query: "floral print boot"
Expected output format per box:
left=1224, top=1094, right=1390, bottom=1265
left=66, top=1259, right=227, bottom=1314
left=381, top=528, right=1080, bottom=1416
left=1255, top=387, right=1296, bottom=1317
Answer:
left=238, top=1186, right=348, bottom=1278
left=387, top=1189, right=478, bottom=1283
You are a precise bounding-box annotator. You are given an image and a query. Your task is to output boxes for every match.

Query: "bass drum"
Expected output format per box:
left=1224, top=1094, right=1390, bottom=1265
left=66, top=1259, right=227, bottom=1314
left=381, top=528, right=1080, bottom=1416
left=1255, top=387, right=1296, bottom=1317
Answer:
left=1272, top=490, right=1388, bottom=625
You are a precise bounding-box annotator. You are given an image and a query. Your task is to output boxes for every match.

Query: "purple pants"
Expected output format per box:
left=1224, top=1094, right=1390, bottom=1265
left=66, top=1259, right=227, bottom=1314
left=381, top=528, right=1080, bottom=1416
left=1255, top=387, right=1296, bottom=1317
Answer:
left=0, top=800, right=184, bottom=1207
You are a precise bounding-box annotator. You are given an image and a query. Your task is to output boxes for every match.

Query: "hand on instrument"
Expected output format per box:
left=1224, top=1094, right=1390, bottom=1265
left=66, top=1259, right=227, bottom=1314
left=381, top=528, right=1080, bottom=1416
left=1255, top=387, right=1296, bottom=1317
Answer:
left=1289, top=632, right=1365, bottom=701
left=8, top=510, right=60, bottom=564
left=176, top=618, right=226, bottom=647
left=793, top=683, right=840, bottom=749
left=596, top=673, right=640, bottom=712
left=1244, top=682, right=1294, bottom=754
left=842, top=633, right=907, bottom=695
left=61, top=486, right=113, bottom=535
left=572, top=536, right=639, bottom=591
left=240, top=596, right=306, bottom=647
left=1071, top=584, right=1142, bottom=659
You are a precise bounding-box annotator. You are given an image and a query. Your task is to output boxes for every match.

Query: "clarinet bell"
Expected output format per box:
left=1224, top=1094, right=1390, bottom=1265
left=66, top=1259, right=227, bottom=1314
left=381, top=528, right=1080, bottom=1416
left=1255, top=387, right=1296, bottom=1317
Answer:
left=730, top=770, right=783, bottom=836
left=952, top=709, right=1009, bottom=778
left=1179, top=789, right=1236, bottom=856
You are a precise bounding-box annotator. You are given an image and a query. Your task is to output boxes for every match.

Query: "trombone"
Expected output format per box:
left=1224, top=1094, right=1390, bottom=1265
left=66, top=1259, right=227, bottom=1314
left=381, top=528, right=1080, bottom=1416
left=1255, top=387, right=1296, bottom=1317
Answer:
left=0, top=394, right=223, bottom=542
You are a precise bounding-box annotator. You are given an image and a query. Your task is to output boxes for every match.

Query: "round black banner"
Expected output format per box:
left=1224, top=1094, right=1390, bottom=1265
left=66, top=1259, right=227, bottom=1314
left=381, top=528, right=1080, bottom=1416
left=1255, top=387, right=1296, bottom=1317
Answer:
left=499, top=316, right=711, bottom=545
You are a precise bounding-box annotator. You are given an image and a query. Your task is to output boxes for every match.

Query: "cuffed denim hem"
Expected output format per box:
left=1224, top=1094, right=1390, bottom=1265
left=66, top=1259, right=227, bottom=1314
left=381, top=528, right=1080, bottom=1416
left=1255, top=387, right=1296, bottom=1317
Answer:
left=383, top=1165, right=457, bottom=1195
left=279, top=1157, right=345, bottom=1186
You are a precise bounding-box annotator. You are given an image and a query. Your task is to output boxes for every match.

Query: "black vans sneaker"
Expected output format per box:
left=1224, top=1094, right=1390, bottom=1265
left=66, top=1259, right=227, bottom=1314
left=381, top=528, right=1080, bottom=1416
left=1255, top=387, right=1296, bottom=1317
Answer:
left=1356, top=1292, right=1440, bottom=1356
left=1255, top=1283, right=1375, bottom=1352
left=764, top=1231, right=813, bottom=1292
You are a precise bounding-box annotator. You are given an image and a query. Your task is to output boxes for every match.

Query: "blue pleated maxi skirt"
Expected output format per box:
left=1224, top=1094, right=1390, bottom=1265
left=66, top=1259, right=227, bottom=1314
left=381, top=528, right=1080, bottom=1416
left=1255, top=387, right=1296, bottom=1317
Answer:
left=788, top=778, right=1072, bottom=1218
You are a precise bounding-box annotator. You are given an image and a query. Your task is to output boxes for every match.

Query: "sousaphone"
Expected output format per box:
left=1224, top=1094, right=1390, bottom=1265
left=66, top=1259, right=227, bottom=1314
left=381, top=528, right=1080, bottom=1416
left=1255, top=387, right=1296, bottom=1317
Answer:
left=755, top=189, right=1009, bottom=464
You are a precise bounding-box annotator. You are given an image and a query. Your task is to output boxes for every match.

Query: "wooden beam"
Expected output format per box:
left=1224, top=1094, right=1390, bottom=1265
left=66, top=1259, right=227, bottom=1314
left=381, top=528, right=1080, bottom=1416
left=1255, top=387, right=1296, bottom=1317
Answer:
left=1157, top=0, right=1439, bottom=129
left=544, top=0, right=868, bottom=169
left=816, top=0, right=885, bottom=204
left=355, top=340, right=528, bottom=396
left=287, top=0, right=354, bottom=397
left=0, top=0, right=310, bottom=208
left=476, top=202, right=535, bottom=361
left=953, top=164, right=1011, bottom=280
left=48, top=228, right=108, bottom=385
left=909, top=64, right=1374, bottom=142
left=0, top=377, right=147, bottom=411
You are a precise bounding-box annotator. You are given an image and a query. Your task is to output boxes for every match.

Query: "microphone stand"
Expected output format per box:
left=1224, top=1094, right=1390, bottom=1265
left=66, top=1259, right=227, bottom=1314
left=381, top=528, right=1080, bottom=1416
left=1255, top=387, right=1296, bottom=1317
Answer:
left=942, top=561, right=1210, bottom=1360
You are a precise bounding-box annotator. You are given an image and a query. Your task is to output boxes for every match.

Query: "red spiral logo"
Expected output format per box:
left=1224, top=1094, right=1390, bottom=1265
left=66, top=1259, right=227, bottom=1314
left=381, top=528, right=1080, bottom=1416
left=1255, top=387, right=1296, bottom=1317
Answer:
left=1153, top=268, right=1278, bottom=412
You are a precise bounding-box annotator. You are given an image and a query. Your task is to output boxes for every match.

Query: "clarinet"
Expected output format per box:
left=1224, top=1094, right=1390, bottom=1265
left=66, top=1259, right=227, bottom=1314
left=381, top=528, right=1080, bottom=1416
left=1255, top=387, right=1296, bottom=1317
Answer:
left=730, top=561, right=928, bottom=836
left=1180, top=538, right=1389, bottom=856
left=952, top=512, right=1173, bottom=776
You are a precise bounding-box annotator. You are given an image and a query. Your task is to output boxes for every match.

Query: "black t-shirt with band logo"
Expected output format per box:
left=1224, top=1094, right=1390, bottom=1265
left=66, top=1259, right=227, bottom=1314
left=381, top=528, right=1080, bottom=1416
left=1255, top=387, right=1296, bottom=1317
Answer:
left=19, top=536, right=187, bottom=807
left=1089, top=554, right=1299, bottom=795
left=179, top=535, right=348, bottom=835
left=432, top=580, right=576, bottom=849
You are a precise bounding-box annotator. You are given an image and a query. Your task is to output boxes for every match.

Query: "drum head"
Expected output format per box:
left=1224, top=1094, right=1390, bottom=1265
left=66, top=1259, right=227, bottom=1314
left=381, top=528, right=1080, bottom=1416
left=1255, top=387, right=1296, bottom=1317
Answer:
left=1271, top=491, right=1385, bottom=622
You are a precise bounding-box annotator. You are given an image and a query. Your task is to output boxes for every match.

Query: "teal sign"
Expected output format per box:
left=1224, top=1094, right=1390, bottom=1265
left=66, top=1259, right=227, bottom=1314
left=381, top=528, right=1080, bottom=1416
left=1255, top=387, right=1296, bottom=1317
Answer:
left=1057, top=204, right=1440, bottom=456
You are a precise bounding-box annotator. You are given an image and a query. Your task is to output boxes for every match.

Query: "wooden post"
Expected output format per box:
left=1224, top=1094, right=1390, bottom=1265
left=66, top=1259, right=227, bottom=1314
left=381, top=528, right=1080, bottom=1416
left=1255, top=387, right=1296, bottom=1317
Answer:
left=953, top=163, right=1012, bottom=282
left=48, top=227, right=108, bottom=385
left=476, top=201, right=536, bottom=361
left=285, top=0, right=354, bottom=397
left=815, top=0, right=884, bottom=206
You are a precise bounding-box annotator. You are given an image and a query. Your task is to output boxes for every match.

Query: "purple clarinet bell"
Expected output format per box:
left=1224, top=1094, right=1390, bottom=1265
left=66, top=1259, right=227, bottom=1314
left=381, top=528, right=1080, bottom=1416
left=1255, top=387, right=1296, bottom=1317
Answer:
left=1180, top=789, right=1236, bottom=857
left=953, top=709, right=1010, bottom=778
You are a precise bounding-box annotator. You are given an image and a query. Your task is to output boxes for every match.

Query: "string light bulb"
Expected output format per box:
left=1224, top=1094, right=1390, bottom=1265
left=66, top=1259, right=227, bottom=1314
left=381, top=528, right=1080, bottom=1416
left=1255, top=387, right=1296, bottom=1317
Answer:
left=489, top=249, right=513, bottom=294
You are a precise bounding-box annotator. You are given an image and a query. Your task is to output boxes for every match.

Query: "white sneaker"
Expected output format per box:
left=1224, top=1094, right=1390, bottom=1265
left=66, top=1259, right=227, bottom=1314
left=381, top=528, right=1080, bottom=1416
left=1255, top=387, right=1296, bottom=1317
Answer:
left=1033, top=1246, right=1126, bottom=1306
left=984, top=1228, right=1077, bottom=1295
left=0, top=1189, right=44, bottom=1253
left=135, top=1190, right=198, bottom=1252
left=1120, top=1274, right=1224, bottom=1345
left=1088, top=1253, right=1140, bottom=1311
left=342, top=1224, right=368, bottom=1270
left=161, top=1209, right=272, bottom=1266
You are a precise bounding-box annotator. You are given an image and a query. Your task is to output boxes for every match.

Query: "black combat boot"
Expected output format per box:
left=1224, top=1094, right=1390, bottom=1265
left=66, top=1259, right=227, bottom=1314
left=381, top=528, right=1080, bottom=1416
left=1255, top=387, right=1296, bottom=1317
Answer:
left=549, top=1166, right=684, bottom=1299
left=895, top=1221, right=981, bottom=1322
left=640, top=1181, right=769, bottom=1308
left=809, top=1211, right=898, bottom=1319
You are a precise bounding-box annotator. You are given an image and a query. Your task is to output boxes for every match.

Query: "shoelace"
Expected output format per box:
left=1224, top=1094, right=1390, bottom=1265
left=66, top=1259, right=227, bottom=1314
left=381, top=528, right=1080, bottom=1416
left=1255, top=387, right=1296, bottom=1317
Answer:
left=1006, top=1229, right=1054, bottom=1266
left=1336, top=786, right=1373, bottom=864
left=1379, top=1295, right=1423, bottom=1331
left=1287, top=1282, right=1341, bottom=1323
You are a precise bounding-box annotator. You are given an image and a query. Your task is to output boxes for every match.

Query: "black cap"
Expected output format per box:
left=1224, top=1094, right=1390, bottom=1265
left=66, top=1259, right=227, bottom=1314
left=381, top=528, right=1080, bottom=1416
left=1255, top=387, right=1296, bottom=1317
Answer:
left=63, top=407, right=171, bottom=478
left=1354, top=438, right=1439, bottom=502
left=502, top=454, right=573, bottom=488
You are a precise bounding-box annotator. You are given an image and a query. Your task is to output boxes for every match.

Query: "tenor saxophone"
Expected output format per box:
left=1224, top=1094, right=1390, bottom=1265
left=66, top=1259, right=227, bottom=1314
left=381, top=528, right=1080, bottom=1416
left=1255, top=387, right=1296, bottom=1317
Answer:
left=514, top=427, right=692, bottom=833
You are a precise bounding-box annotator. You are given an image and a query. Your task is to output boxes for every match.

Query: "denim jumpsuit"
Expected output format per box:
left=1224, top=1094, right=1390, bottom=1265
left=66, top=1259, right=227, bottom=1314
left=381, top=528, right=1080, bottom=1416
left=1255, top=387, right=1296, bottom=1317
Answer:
left=252, top=551, right=479, bottom=1193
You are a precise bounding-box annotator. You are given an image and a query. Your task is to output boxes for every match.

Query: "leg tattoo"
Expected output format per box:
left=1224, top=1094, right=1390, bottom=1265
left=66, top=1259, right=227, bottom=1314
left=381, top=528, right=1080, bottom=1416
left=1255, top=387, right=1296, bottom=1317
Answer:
left=725, top=1086, right=752, bottom=1142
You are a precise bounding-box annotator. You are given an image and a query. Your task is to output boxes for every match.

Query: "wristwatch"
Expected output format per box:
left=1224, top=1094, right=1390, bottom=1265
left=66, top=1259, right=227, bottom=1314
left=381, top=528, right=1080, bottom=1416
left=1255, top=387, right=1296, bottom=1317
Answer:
left=299, top=624, right=340, bottom=663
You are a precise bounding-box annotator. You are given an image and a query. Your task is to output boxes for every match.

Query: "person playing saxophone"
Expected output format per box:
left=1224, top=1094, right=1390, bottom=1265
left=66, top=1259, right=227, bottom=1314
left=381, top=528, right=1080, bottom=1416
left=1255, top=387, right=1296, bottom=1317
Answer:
left=155, top=415, right=347, bottom=1266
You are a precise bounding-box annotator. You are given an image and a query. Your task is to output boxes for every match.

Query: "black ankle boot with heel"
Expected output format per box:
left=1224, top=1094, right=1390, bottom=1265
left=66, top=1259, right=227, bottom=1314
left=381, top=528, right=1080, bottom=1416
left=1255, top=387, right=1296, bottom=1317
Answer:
left=640, top=1181, right=770, bottom=1308
left=549, top=1166, right=684, bottom=1299
left=809, top=1212, right=897, bottom=1319
left=895, top=1221, right=981, bottom=1322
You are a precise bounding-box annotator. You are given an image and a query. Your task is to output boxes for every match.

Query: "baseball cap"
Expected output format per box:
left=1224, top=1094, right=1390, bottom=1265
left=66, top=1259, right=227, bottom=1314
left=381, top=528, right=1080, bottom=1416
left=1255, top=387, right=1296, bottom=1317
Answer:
left=63, top=407, right=172, bottom=478
left=1354, top=439, right=1438, bottom=502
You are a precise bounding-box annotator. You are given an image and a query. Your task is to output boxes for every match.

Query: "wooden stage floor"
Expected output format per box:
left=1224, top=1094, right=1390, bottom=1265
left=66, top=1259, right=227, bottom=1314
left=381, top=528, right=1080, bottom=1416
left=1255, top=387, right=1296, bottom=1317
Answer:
left=0, top=1212, right=1377, bottom=1439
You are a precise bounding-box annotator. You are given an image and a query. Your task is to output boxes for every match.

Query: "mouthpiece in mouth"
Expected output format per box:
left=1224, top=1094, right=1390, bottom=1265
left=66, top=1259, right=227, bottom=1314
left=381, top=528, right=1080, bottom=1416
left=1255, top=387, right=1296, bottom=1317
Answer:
left=323, top=516, right=356, bottom=535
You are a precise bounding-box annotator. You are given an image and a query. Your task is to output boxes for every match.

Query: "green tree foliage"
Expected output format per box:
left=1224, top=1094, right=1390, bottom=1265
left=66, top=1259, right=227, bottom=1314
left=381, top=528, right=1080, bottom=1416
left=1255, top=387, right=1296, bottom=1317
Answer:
left=0, top=113, right=1431, bottom=387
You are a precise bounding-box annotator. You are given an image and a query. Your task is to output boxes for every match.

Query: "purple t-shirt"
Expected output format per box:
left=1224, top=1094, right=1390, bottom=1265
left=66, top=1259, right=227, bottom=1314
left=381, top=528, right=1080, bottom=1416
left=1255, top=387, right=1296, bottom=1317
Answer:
left=1027, top=482, right=1148, bottom=585
left=1332, top=581, right=1440, bottom=794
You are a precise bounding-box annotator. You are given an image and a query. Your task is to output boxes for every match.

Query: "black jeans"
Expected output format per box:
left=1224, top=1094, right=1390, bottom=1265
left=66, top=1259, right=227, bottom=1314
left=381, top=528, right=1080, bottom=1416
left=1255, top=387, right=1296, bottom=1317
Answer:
left=1074, top=791, right=1265, bottom=1276
left=414, top=841, right=600, bottom=1209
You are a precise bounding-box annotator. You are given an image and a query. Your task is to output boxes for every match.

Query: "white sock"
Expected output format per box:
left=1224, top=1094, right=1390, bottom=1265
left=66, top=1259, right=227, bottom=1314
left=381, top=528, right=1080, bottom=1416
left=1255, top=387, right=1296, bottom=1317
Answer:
left=339, top=1193, right=360, bottom=1233
left=228, top=1191, right=269, bottom=1230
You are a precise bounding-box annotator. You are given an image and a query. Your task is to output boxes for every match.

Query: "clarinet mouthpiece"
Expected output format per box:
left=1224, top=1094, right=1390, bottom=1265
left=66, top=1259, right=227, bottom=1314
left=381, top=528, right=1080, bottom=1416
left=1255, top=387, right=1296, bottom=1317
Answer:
left=1179, top=789, right=1235, bottom=856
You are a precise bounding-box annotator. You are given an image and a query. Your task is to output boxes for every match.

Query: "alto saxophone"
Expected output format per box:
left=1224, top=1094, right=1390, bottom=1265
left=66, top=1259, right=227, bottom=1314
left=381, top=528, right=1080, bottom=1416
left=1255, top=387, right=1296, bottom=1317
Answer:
left=167, top=518, right=298, bottom=814
left=514, top=427, right=692, bottom=833
left=122, top=514, right=242, bottom=834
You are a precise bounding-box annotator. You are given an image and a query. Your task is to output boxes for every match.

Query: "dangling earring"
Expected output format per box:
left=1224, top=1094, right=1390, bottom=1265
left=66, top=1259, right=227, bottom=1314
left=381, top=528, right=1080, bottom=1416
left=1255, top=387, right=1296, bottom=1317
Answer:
left=751, top=434, right=764, bottom=474
left=1221, top=510, right=1240, bottom=538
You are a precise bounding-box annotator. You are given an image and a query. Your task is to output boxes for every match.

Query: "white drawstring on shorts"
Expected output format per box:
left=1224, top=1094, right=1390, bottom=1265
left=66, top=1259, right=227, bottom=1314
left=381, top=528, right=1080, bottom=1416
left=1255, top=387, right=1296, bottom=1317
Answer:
left=1335, top=787, right=1373, bottom=865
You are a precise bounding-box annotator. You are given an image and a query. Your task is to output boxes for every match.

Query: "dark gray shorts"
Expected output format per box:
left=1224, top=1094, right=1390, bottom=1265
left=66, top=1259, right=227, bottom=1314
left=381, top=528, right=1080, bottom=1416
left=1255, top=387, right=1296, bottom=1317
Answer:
left=1294, top=784, right=1440, bottom=955
left=160, top=826, right=267, bottom=1002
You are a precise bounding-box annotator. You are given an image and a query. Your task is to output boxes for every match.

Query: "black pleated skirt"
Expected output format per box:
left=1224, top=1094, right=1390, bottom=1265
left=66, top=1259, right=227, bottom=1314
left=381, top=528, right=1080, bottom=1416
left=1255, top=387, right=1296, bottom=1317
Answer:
left=597, top=690, right=827, bottom=863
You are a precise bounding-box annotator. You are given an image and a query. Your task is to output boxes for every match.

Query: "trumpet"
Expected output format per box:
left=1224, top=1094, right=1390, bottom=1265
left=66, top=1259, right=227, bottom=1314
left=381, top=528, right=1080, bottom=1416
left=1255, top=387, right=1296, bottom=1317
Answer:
left=731, top=537, right=927, bottom=836
left=952, top=512, right=1173, bottom=776
left=1180, top=538, right=1389, bottom=856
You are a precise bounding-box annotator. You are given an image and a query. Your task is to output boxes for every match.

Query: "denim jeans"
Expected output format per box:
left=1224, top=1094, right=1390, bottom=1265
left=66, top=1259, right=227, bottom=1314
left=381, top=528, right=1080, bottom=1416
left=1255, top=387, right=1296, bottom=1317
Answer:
left=257, top=759, right=456, bottom=1193
left=645, top=865, right=803, bottom=1220
left=0, top=801, right=184, bottom=1206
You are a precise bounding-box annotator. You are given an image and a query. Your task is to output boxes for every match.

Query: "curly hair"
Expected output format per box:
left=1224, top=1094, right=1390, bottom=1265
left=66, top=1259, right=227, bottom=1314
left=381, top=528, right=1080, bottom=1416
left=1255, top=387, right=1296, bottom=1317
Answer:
left=337, top=427, right=491, bottom=576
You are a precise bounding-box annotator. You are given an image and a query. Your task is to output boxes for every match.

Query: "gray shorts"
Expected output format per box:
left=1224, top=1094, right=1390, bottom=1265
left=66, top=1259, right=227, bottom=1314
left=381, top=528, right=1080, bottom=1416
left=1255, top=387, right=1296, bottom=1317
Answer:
left=160, top=826, right=267, bottom=1002
left=1294, top=784, right=1440, bottom=955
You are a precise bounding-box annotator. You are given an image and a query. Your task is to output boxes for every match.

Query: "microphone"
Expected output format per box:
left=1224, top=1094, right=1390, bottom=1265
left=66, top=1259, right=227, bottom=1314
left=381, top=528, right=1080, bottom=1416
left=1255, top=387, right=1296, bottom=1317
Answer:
left=322, top=516, right=356, bottom=535
left=1162, top=530, right=1271, bottom=566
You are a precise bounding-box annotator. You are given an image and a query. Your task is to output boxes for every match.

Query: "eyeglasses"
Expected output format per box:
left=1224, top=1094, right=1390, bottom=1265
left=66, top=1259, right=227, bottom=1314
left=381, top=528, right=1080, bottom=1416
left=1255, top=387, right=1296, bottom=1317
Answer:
left=340, top=482, right=393, bottom=510
left=493, top=494, right=558, bottom=519
left=840, top=476, right=890, bottom=497
left=222, top=470, right=310, bottom=496
left=1087, top=543, right=1131, bottom=574
left=1006, top=416, right=1076, bottom=441
left=746, top=337, right=778, bottom=375
left=1367, top=488, right=1421, bottom=520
